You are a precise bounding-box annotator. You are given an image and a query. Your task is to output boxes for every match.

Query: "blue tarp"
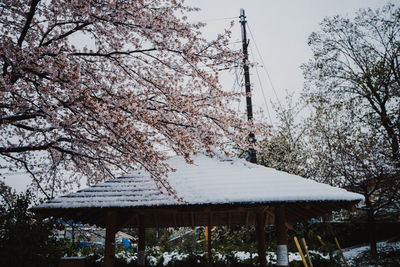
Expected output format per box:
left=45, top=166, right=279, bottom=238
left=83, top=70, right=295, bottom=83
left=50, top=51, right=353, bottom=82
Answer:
left=121, top=238, right=130, bottom=247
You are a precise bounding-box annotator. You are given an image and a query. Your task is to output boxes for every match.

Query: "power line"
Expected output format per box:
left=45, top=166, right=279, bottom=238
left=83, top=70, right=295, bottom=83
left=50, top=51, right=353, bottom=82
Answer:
left=232, top=65, right=244, bottom=113
left=228, top=60, right=245, bottom=115
left=246, top=22, right=316, bottom=140
left=246, top=22, right=303, bottom=132
left=246, top=23, right=283, bottom=111
left=232, top=66, right=242, bottom=93
left=248, top=44, right=273, bottom=126
left=198, top=16, right=237, bottom=22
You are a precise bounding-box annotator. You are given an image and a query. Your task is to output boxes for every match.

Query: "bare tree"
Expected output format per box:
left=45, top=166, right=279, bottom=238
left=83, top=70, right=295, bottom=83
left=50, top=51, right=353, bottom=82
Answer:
left=258, top=94, right=308, bottom=177
left=302, top=3, right=400, bottom=257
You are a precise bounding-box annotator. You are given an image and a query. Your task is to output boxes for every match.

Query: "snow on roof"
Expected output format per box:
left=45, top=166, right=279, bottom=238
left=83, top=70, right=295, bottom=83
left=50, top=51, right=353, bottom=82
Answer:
left=34, top=151, right=363, bottom=210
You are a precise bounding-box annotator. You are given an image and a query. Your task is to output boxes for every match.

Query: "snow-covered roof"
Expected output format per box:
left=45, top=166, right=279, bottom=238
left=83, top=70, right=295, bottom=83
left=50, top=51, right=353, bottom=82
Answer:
left=34, top=152, right=363, bottom=210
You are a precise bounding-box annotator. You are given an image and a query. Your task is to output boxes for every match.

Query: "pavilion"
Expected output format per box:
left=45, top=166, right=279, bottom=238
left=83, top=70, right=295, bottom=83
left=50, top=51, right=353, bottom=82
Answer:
left=32, top=151, right=363, bottom=267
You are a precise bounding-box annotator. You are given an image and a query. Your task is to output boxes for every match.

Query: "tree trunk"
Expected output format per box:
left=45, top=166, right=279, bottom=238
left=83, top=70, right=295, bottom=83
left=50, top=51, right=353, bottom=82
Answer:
left=366, top=199, right=377, bottom=259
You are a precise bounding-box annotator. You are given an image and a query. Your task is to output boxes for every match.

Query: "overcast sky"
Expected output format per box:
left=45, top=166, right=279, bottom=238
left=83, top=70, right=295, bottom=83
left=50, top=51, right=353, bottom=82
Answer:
left=186, top=0, right=393, bottom=124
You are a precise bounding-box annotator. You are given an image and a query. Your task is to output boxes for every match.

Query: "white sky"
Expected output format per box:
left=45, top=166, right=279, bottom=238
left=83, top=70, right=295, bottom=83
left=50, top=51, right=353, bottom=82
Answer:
left=3, top=0, right=392, bottom=193
left=186, top=0, right=392, bottom=124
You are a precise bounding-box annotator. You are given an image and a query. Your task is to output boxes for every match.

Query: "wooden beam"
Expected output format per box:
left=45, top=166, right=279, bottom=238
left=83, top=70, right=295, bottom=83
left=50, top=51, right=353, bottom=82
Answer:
left=138, top=225, right=146, bottom=267
left=284, top=205, right=306, bottom=222
left=191, top=212, right=195, bottom=227
left=245, top=211, right=250, bottom=227
left=104, top=212, right=117, bottom=267
left=255, top=211, right=267, bottom=267
left=173, top=213, right=177, bottom=227
left=115, top=211, right=134, bottom=230
left=265, top=211, right=273, bottom=225
left=275, top=206, right=288, bottom=267
left=153, top=213, right=158, bottom=227
left=119, top=213, right=139, bottom=229
left=33, top=201, right=361, bottom=229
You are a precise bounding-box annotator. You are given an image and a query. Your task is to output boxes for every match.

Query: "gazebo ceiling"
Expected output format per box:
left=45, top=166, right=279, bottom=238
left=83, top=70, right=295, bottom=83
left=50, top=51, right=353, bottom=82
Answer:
left=33, top=201, right=358, bottom=229
left=31, top=151, right=363, bottom=228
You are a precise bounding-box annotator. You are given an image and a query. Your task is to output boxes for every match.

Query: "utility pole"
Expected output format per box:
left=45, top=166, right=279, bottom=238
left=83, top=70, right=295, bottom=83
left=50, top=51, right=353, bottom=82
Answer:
left=240, top=9, right=257, bottom=164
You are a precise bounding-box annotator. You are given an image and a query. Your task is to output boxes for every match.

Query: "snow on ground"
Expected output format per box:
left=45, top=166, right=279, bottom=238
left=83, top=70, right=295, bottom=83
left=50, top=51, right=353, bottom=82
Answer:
left=342, top=240, right=400, bottom=265
left=77, top=240, right=400, bottom=266
left=113, top=249, right=330, bottom=266
left=161, top=251, right=191, bottom=266
left=230, top=250, right=328, bottom=264
left=112, top=240, right=400, bottom=266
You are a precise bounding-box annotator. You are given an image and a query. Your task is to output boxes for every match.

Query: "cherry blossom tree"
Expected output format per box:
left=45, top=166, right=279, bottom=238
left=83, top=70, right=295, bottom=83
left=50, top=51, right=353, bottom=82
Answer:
left=0, top=0, right=259, bottom=197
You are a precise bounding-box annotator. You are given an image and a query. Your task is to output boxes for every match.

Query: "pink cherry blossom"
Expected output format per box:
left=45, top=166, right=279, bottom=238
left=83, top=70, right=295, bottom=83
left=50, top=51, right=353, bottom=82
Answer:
left=0, top=0, right=268, bottom=198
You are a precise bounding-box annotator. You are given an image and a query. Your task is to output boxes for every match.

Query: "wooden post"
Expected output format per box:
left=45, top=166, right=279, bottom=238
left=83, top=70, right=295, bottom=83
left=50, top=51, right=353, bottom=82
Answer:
left=275, top=206, right=288, bottom=267
left=138, top=225, right=146, bottom=267
left=207, top=226, right=212, bottom=267
left=255, top=211, right=267, bottom=267
left=104, top=212, right=117, bottom=267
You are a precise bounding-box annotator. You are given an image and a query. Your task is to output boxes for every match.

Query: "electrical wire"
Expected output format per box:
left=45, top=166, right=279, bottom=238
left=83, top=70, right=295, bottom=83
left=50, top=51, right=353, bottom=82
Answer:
left=198, top=16, right=237, bottom=22
left=248, top=44, right=273, bottom=126
left=246, top=22, right=315, bottom=143
left=232, top=59, right=244, bottom=94
left=246, top=23, right=303, bottom=131
left=246, top=23, right=283, bottom=110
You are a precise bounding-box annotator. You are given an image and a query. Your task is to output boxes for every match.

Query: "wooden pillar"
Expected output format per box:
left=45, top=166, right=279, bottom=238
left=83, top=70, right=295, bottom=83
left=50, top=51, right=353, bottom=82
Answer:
left=275, top=206, right=288, bottom=267
left=255, top=211, right=267, bottom=267
left=207, top=226, right=213, bottom=267
left=138, top=225, right=146, bottom=267
left=104, top=212, right=117, bottom=267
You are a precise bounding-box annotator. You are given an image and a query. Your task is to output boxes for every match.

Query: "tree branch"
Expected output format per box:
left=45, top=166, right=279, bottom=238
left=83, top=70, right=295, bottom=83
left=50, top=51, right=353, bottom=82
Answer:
left=17, top=0, right=40, bottom=47
left=70, top=48, right=157, bottom=57
left=41, top=22, right=91, bottom=47
left=0, top=113, right=42, bottom=124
